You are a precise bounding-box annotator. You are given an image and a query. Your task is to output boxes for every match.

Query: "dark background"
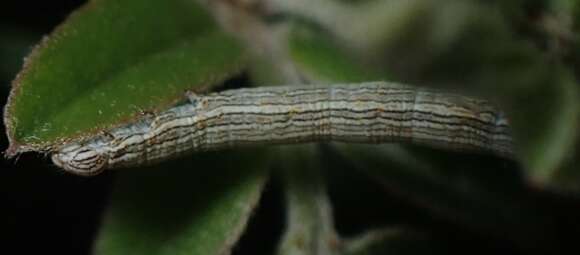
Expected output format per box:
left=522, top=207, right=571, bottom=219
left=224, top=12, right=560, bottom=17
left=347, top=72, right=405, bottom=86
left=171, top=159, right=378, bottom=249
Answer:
left=1, top=1, right=112, bottom=254
left=1, top=1, right=580, bottom=255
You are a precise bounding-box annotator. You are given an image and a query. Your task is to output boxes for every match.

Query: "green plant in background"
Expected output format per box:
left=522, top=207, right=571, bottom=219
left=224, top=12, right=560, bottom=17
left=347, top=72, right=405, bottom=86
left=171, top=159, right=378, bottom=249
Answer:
left=2, top=0, right=579, bottom=254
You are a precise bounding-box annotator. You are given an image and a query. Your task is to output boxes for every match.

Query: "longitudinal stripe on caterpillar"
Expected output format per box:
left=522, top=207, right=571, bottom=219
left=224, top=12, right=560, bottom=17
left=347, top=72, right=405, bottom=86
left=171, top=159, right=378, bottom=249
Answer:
left=51, top=82, right=513, bottom=176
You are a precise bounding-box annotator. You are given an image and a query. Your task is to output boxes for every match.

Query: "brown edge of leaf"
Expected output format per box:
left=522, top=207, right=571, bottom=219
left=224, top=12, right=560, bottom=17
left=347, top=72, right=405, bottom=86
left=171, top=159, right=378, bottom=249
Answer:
left=3, top=0, right=247, bottom=159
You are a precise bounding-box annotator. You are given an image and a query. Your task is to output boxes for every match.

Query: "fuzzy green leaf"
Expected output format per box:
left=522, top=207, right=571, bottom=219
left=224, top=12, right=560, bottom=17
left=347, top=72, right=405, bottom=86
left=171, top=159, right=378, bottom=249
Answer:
left=94, top=150, right=268, bottom=255
left=4, top=0, right=245, bottom=156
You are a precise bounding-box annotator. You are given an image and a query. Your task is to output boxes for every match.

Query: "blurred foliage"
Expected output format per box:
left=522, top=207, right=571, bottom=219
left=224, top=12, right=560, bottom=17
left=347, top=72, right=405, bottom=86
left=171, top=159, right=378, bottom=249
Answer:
left=333, top=144, right=578, bottom=254
left=273, top=0, right=579, bottom=190
left=2, top=0, right=580, bottom=255
left=94, top=150, right=268, bottom=255
left=276, top=146, right=339, bottom=255
left=287, top=23, right=389, bottom=83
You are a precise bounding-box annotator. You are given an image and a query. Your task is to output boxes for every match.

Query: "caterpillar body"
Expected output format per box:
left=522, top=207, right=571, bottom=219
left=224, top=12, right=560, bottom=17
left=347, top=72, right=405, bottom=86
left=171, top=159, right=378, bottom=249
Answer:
left=51, top=82, right=513, bottom=176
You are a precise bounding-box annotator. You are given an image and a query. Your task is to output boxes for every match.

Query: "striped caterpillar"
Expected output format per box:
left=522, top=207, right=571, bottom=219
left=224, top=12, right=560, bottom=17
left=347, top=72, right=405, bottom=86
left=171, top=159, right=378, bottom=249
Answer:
left=51, top=82, right=513, bottom=176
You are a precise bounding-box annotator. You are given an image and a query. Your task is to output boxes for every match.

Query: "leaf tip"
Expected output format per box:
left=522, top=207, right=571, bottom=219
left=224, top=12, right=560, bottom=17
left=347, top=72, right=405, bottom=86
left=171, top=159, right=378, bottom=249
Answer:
left=4, top=146, right=18, bottom=159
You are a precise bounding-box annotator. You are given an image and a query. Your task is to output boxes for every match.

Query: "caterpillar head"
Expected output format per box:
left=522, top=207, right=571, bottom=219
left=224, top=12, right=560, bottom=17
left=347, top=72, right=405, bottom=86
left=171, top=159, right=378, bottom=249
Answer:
left=51, top=142, right=108, bottom=176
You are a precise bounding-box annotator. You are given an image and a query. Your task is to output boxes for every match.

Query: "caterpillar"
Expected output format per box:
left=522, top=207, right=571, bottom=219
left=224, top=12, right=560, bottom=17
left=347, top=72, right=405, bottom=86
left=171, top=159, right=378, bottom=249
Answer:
left=51, top=82, right=513, bottom=176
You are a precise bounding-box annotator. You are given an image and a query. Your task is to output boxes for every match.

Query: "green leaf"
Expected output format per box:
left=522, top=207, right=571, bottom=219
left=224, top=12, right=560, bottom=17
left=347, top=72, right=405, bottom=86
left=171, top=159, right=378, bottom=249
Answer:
left=94, top=150, right=268, bottom=255
left=4, top=0, right=245, bottom=156
left=275, top=145, right=340, bottom=255
left=549, top=117, right=580, bottom=191
left=287, top=23, right=389, bottom=83
left=506, top=70, right=579, bottom=185
left=334, top=143, right=575, bottom=254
